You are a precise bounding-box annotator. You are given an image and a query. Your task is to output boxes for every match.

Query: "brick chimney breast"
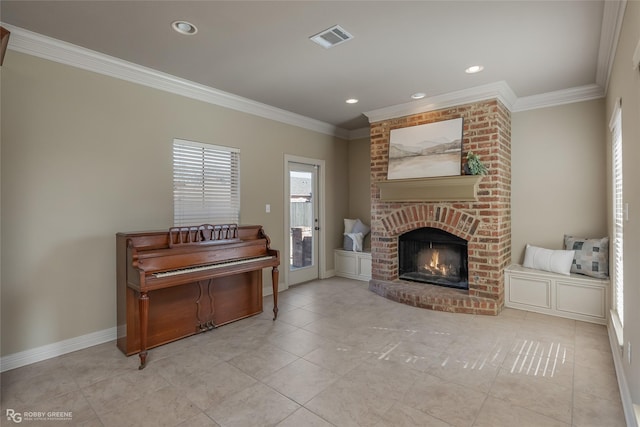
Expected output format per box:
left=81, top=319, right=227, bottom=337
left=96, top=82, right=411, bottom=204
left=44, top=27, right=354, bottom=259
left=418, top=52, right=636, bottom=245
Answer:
left=368, top=99, right=511, bottom=315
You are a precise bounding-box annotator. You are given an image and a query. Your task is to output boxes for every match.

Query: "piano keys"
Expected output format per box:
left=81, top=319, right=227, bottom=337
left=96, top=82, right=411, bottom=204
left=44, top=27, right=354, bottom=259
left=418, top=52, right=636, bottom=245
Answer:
left=153, top=255, right=275, bottom=278
left=116, top=224, right=280, bottom=369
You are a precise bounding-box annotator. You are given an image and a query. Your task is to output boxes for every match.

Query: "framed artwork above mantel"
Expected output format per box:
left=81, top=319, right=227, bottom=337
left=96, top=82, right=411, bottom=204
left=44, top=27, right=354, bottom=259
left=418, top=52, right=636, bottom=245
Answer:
left=387, top=117, right=463, bottom=180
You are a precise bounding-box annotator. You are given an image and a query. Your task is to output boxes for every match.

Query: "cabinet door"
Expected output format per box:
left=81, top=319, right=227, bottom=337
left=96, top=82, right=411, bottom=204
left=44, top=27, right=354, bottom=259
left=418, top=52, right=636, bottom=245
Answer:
left=335, top=251, right=357, bottom=276
left=358, top=255, right=372, bottom=279
left=556, top=281, right=606, bottom=319
left=507, top=274, right=552, bottom=309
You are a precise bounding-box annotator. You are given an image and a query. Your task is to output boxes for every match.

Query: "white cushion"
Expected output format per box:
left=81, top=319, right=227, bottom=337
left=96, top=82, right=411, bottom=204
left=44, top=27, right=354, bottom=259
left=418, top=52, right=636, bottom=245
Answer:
left=344, top=218, right=357, bottom=234
left=523, top=244, right=575, bottom=276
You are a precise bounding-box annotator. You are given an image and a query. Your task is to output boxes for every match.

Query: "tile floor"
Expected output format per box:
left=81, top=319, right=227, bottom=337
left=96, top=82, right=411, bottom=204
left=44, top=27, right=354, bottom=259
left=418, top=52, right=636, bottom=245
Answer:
left=1, top=277, right=626, bottom=426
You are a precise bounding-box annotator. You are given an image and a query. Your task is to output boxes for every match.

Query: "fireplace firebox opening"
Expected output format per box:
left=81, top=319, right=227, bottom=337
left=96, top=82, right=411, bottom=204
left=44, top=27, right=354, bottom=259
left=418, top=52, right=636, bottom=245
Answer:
left=398, top=227, right=468, bottom=290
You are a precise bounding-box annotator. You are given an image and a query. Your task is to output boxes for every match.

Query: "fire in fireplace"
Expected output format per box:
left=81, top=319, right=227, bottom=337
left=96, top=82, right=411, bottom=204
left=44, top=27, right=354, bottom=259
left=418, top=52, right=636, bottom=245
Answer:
left=398, top=227, right=468, bottom=290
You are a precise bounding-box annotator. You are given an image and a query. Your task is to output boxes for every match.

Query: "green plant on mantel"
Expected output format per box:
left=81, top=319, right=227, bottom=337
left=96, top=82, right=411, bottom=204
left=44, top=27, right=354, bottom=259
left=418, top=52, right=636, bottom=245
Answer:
left=465, top=151, right=488, bottom=175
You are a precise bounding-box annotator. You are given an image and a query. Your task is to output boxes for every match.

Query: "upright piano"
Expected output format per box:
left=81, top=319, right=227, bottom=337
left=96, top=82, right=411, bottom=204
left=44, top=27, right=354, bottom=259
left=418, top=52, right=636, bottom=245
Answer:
left=116, top=224, right=279, bottom=369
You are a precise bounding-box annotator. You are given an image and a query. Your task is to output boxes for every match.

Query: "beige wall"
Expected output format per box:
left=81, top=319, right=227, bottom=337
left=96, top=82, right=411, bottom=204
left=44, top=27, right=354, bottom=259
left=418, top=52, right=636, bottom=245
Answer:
left=511, top=99, right=608, bottom=263
left=346, top=136, right=371, bottom=248
left=1, top=51, right=348, bottom=357
left=606, top=0, right=640, bottom=407
left=347, top=137, right=371, bottom=225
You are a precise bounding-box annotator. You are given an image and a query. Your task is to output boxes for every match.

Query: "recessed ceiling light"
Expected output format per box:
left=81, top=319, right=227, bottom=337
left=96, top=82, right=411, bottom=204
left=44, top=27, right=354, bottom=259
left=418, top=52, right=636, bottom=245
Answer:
left=172, top=21, right=198, bottom=35
left=346, top=98, right=359, bottom=104
left=465, top=65, right=484, bottom=74
left=411, top=92, right=426, bottom=100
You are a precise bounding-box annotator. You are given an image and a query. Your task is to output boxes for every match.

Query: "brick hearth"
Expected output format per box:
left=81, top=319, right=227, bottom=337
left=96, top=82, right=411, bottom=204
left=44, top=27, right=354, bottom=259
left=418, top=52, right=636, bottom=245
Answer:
left=368, top=99, right=511, bottom=315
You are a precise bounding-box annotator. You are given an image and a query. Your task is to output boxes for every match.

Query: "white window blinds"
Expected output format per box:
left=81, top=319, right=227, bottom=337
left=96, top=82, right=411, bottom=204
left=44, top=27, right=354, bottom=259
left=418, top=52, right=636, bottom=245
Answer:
left=610, top=101, right=624, bottom=327
left=173, top=139, right=240, bottom=226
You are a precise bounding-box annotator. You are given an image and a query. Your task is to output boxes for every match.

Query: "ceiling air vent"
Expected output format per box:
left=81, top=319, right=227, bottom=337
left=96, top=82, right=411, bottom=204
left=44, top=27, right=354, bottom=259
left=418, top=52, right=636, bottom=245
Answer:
left=309, top=25, right=353, bottom=49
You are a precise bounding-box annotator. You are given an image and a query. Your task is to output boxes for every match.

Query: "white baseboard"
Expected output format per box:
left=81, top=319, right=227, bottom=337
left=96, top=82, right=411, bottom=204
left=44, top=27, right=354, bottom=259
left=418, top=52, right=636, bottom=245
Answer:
left=608, top=320, right=638, bottom=427
left=263, top=282, right=288, bottom=296
left=1, top=282, right=291, bottom=372
left=0, top=327, right=117, bottom=373
left=322, top=269, right=336, bottom=279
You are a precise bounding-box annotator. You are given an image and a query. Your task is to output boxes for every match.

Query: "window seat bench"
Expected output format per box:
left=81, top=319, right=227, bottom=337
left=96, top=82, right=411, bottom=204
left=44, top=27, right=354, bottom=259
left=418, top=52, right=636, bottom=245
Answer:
left=504, top=264, right=609, bottom=324
left=334, top=249, right=372, bottom=281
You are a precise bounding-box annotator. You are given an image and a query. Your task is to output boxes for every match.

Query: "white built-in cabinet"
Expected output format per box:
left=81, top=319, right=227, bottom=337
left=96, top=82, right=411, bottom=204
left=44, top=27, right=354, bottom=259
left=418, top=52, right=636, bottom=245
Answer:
left=334, top=249, right=372, bottom=281
left=504, top=264, right=609, bottom=324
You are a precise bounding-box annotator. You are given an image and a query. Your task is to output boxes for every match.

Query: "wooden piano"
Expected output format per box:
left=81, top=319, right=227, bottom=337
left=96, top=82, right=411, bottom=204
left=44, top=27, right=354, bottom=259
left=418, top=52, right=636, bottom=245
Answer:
left=116, top=224, right=279, bottom=369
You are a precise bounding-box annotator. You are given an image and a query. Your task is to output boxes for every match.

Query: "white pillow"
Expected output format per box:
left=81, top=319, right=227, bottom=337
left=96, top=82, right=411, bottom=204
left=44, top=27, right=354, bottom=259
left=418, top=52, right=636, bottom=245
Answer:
left=344, top=218, right=357, bottom=234
left=523, top=244, right=575, bottom=275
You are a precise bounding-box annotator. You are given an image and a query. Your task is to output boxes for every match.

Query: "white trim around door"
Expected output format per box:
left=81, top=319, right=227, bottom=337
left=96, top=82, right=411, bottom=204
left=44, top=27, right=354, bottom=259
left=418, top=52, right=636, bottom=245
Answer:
left=283, top=155, right=326, bottom=288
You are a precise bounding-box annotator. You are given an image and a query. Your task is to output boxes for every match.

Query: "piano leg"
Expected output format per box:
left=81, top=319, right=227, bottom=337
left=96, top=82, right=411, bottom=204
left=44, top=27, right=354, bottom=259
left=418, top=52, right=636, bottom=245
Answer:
left=138, top=292, right=149, bottom=370
left=271, top=267, right=279, bottom=320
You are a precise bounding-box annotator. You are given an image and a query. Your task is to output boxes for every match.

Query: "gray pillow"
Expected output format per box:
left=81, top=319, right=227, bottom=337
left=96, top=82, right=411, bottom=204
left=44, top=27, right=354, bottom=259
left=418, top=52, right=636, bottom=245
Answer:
left=564, top=235, right=609, bottom=279
left=343, top=219, right=370, bottom=251
left=343, top=234, right=363, bottom=251
left=351, top=219, right=370, bottom=236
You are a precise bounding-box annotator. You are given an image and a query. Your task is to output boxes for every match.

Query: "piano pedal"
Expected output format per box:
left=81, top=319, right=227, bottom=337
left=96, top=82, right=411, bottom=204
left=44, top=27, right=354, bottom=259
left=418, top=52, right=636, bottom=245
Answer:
left=197, top=321, right=217, bottom=332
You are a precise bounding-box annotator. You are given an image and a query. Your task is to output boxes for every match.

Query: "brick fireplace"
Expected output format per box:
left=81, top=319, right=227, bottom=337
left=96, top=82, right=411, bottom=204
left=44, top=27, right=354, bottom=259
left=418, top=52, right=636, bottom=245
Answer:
left=368, top=99, right=511, bottom=315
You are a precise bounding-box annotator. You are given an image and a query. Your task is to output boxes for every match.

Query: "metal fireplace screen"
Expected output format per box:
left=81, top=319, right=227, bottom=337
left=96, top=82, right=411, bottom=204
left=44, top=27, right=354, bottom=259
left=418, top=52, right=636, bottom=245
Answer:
left=398, top=227, right=468, bottom=290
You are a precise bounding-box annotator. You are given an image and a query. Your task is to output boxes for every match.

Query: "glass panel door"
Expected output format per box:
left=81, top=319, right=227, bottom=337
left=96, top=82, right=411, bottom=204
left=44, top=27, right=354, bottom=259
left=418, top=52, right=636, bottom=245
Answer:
left=288, top=162, right=319, bottom=284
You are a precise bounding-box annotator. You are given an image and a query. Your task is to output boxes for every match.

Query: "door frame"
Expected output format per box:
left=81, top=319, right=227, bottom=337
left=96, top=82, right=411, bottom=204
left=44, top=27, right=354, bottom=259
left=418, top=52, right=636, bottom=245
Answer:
left=283, top=154, right=326, bottom=288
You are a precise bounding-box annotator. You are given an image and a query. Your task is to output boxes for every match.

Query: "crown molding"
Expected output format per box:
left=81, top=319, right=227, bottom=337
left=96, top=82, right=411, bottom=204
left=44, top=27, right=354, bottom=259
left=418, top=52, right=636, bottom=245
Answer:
left=364, top=81, right=517, bottom=124
left=365, top=79, right=607, bottom=124
left=3, top=24, right=348, bottom=139
left=596, top=0, right=627, bottom=93
left=3, top=21, right=617, bottom=138
left=512, top=84, right=605, bottom=112
left=348, top=127, right=372, bottom=140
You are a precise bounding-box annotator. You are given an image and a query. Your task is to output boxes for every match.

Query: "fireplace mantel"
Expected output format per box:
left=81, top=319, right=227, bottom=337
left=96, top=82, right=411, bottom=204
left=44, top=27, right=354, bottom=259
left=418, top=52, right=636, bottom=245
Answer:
left=377, top=175, right=483, bottom=202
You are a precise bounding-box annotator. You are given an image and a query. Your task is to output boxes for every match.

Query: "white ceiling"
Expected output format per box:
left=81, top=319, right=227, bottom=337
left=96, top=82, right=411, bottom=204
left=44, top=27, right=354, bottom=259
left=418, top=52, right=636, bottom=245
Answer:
left=0, top=1, right=619, bottom=133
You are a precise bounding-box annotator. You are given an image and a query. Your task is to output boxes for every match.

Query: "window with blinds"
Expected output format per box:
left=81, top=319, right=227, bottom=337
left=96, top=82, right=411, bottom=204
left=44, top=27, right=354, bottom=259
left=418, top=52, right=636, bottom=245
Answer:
left=173, top=139, right=240, bottom=226
left=610, top=102, right=624, bottom=329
